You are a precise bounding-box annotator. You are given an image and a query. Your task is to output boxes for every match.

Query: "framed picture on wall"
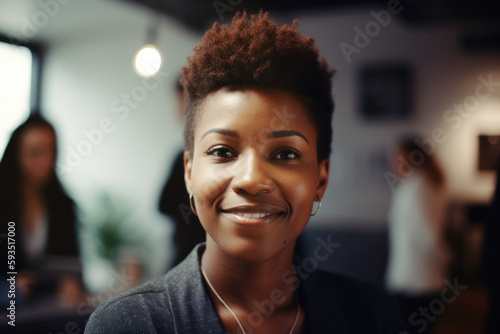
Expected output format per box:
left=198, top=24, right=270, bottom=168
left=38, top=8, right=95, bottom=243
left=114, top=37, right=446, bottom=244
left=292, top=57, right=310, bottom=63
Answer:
left=358, top=63, right=413, bottom=121
left=479, top=135, right=500, bottom=171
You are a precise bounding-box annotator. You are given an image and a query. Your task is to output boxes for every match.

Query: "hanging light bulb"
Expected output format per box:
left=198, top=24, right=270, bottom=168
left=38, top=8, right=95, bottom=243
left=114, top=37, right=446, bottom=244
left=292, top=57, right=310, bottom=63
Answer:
left=134, top=16, right=162, bottom=78
left=134, top=44, right=162, bottom=77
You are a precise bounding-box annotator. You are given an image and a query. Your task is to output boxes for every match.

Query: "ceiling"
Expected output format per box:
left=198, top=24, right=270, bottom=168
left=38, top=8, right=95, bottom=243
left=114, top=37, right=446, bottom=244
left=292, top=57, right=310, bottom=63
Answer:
left=0, top=0, right=498, bottom=48
left=121, top=0, right=500, bottom=31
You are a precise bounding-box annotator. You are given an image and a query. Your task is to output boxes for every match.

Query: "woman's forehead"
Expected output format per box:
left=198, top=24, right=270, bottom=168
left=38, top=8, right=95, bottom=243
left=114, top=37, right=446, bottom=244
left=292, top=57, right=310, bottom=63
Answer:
left=195, top=87, right=316, bottom=136
left=21, top=126, right=55, bottom=143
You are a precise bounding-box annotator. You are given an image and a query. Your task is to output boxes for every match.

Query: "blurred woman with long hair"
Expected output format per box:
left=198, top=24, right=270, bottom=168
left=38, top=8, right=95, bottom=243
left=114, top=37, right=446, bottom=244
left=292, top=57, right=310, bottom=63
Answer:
left=0, top=115, right=81, bottom=304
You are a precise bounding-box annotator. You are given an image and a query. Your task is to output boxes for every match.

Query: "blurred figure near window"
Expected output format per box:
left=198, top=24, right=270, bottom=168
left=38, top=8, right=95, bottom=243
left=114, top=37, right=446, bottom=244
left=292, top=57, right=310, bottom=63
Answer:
left=482, top=153, right=500, bottom=334
left=385, top=138, right=452, bottom=334
left=0, top=115, right=83, bottom=307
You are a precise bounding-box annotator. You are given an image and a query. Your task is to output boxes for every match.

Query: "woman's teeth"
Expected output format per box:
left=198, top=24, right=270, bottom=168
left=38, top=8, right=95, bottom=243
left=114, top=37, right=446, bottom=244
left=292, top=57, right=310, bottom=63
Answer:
left=235, top=212, right=273, bottom=219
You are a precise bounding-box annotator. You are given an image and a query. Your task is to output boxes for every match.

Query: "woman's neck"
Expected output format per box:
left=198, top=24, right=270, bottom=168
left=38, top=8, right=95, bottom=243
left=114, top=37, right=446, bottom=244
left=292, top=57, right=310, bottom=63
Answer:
left=19, top=180, right=46, bottom=229
left=201, top=237, right=298, bottom=308
left=20, top=178, right=44, bottom=197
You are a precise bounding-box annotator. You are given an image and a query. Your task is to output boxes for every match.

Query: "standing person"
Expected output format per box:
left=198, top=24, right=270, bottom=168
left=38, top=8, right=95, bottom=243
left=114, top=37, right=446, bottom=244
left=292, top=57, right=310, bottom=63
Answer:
left=0, top=115, right=83, bottom=306
left=482, top=154, right=500, bottom=334
left=85, top=11, right=405, bottom=333
left=158, top=78, right=206, bottom=267
left=385, top=139, right=452, bottom=334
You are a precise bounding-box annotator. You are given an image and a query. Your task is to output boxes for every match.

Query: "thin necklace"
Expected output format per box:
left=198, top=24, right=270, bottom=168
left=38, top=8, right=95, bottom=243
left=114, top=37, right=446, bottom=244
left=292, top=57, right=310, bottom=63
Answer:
left=200, top=266, right=301, bottom=334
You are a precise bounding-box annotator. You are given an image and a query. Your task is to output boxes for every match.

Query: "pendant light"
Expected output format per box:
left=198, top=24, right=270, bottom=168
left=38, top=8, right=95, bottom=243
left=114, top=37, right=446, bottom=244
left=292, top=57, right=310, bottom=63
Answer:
left=134, top=15, right=162, bottom=78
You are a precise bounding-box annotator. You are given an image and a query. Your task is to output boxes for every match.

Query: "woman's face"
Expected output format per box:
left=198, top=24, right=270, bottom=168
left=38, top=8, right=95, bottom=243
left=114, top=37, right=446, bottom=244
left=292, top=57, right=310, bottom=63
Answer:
left=185, top=87, right=329, bottom=262
left=19, top=126, right=56, bottom=187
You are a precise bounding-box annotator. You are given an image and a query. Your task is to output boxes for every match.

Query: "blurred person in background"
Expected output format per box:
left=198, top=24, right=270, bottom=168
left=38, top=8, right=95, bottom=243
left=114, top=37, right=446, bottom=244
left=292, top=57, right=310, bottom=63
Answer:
left=481, top=153, right=500, bottom=334
left=158, top=77, right=205, bottom=267
left=385, top=138, right=452, bottom=334
left=0, top=115, right=84, bottom=308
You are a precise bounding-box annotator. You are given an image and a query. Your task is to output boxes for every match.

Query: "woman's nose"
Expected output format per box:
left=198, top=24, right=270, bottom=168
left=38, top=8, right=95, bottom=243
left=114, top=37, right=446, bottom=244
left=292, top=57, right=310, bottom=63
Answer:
left=230, top=152, right=275, bottom=195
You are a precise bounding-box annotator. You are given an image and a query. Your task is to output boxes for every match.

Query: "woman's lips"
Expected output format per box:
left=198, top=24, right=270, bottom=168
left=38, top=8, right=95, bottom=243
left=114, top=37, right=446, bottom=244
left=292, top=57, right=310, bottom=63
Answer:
left=221, top=205, right=285, bottom=227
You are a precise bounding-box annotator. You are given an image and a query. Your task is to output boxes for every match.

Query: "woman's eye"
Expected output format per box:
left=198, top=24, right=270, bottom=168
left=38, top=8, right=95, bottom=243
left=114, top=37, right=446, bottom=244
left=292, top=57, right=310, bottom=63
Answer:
left=205, top=146, right=236, bottom=158
left=274, top=150, right=301, bottom=160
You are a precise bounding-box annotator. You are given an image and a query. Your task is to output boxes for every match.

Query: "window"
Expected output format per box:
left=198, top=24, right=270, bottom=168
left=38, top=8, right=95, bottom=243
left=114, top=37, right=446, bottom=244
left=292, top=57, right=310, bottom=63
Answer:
left=0, top=40, right=33, bottom=159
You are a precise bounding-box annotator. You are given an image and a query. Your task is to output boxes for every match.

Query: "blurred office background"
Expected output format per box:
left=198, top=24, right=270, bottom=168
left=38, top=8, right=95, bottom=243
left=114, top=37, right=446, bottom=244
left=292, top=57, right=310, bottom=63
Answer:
left=0, top=0, right=499, bottom=333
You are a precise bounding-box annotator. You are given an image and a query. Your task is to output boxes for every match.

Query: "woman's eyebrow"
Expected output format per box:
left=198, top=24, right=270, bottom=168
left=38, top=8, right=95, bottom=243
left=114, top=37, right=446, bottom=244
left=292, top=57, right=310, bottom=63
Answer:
left=201, top=128, right=239, bottom=141
left=269, top=130, right=309, bottom=144
left=200, top=128, right=308, bottom=144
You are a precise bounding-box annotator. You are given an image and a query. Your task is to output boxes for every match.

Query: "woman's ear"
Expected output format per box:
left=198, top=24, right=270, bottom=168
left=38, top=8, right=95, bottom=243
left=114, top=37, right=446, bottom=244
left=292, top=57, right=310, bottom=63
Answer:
left=184, top=152, right=193, bottom=194
left=316, top=158, right=330, bottom=200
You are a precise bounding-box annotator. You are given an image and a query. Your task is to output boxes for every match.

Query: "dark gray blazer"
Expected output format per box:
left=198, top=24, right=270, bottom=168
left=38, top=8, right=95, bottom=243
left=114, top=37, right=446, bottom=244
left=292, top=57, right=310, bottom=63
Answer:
left=85, top=244, right=405, bottom=333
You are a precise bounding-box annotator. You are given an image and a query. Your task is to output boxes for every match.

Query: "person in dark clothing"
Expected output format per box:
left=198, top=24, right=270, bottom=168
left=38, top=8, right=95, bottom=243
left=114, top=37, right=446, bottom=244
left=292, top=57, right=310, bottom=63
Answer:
left=0, top=115, right=82, bottom=306
left=158, top=79, right=206, bottom=267
left=482, top=154, right=500, bottom=334
left=85, top=243, right=404, bottom=333
left=86, top=11, right=406, bottom=333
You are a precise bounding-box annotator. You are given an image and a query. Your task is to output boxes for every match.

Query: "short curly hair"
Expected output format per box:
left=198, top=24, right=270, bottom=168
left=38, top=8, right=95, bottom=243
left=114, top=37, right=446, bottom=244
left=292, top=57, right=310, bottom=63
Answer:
left=181, top=11, right=334, bottom=162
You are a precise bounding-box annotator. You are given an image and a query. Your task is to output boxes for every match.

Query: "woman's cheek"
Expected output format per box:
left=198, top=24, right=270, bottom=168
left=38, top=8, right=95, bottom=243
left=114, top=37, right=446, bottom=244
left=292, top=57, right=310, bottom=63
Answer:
left=284, top=170, right=313, bottom=197
left=286, top=178, right=315, bottom=217
left=294, top=182, right=307, bottom=197
left=194, top=166, right=231, bottom=205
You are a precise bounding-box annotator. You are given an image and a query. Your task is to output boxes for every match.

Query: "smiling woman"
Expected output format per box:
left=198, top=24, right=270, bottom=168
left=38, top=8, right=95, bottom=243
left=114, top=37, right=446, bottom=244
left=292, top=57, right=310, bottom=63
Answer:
left=187, top=87, right=325, bottom=266
left=85, top=11, right=405, bottom=334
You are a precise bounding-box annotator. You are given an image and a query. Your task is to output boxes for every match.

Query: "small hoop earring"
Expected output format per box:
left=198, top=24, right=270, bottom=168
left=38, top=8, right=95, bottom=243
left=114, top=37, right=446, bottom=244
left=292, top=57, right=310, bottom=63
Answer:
left=189, top=193, right=198, bottom=216
left=310, top=199, right=321, bottom=217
